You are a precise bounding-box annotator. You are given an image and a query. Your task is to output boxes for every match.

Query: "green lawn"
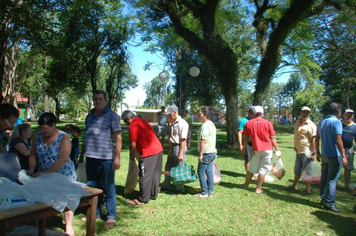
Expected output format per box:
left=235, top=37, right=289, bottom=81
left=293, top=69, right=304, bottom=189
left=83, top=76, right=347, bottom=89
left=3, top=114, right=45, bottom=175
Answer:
left=33, top=121, right=356, bottom=235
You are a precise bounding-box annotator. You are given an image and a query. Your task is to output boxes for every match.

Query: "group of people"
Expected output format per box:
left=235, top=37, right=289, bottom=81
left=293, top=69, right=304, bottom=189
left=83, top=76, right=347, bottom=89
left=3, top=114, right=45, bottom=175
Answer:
left=238, top=102, right=355, bottom=212
left=2, top=96, right=354, bottom=236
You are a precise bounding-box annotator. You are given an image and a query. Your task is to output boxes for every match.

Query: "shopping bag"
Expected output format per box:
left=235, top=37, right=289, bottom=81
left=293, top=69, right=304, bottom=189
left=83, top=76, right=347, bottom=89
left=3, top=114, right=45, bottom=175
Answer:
left=302, top=161, right=321, bottom=184
left=169, top=165, right=197, bottom=185
left=213, top=162, right=221, bottom=184
left=76, top=162, right=87, bottom=183
left=271, top=158, right=285, bottom=180
left=124, top=158, right=139, bottom=196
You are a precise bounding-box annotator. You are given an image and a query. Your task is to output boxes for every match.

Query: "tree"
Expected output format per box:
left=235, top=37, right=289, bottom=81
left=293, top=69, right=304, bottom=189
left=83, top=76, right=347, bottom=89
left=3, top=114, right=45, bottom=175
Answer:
left=143, top=72, right=170, bottom=108
left=281, top=74, right=303, bottom=119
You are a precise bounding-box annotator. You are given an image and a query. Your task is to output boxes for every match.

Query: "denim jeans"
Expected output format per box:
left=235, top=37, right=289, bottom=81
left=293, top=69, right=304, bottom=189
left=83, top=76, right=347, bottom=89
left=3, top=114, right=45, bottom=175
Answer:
left=198, top=153, right=216, bottom=196
left=161, top=144, right=186, bottom=192
left=86, top=157, right=116, bottom=220
left=319, top=155, right=342, bottom=208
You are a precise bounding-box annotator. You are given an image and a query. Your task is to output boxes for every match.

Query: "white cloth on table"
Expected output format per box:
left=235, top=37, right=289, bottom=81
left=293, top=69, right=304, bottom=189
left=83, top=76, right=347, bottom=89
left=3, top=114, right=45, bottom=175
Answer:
left=0, top=170, right=90, bottom=212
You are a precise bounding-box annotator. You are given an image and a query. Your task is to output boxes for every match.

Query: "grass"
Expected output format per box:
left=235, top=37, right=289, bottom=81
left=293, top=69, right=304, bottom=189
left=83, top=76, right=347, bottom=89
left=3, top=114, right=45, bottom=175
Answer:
left=27, top=121, right=356, bottom=235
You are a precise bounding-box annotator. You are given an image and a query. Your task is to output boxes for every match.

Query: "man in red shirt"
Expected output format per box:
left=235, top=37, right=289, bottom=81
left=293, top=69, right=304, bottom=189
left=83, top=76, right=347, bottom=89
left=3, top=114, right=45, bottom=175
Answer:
left=122, top=110, right=163, bottom=205
left=241, top=106, right=282, bottom=194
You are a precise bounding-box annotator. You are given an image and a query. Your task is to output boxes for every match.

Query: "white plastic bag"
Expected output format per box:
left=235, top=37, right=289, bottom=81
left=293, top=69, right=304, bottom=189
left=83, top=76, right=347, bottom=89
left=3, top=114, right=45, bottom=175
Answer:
left=124, top=157, right=139, bottom=196
left=272, top=158, right=285, bottom=180
left=76, top=162, right=87, bottom=183
left=213, top=162, right=221, bottom=184
left=302, top=161, right=321, bottom=184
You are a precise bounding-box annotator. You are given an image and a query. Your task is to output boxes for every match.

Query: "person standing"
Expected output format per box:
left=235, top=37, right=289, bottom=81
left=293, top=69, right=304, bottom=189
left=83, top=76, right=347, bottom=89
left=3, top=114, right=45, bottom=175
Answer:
left=182, top=109, right=193, bottom=149
left=27, top=113, right=76, bottom=236
left=9, top=123, right=32, bottom=170
left=121, top=110, right=163, bottom=205
left=241, top=106, right=282, bottom=194
left=157, top=106, right=168, bottom=147
left=316, top=102, right=348, bottom=212
left=79, top=90, right=122, bottom=228
left=341, top=108, right=356, bottom=191
left=160, top=105, right=189, bottom=193
left=238, top=107, right=254, bottom=173
left=194, top=106, right=217, bottom=198
left=0, top=104, right=19, bottom=153
left=287, top=106, right=317, bottom=195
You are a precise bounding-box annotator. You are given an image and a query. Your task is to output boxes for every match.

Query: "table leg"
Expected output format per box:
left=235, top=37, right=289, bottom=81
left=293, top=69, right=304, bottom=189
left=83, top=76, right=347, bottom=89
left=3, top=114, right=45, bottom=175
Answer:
left=38, top=219, right=46, bottom=236
left=86, top=195, right=98, bottom=236
left=0, top=220, right=5, bottom=236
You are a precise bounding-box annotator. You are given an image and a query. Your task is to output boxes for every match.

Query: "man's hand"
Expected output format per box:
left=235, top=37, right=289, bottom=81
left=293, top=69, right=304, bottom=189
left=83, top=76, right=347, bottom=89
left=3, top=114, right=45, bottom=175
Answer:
left=112, top=158, right=121, bottom=170
left=342, top=156, right=348, bottom=168
left=198, top=155, right=203, bottom=163
left=239, top=145, right=243, bottom=152
left=177, top=153, right=184, bottom=161
left=309, top=154, right=315, bottom=161
left=316, top=153, right=321, bottom=162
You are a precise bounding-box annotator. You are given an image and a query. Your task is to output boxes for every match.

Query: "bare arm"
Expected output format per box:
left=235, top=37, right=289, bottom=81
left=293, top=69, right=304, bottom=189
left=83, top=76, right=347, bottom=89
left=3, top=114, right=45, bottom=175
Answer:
left=112, top=131, right=122, bottom=170
left=315, top=134, right=321, bottom=162
left=238, top=129, right=244, bottom=151
left=178, top=138, right=186, bottom=161
left=271, top=135, right=282, bottom=158
left=335, top=134, right=347, bottom=168
left=309, top=136, right=316, bottom=161
left=34, top=132, right=72, bottom=177
left=241, top=135, right=249, bottom=155
left=130, top=141, right=137, bottom=160
left=27, top=132, right=38, bottom=175
left=198, top=139, right=206, bottom=163
left=14, top=143, right=31, bottom=156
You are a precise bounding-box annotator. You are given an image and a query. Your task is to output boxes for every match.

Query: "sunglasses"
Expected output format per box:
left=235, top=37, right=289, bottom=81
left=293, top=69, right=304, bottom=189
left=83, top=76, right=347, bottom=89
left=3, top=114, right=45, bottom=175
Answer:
left=3, top=118, right=15, bottom=127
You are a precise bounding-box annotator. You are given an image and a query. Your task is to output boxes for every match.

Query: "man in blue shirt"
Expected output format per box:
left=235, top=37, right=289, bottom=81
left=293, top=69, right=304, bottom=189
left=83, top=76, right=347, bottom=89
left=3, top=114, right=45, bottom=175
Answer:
left=79, top=90, right=122, bottom=228
left=157, top=106, right=168, bottom=147
left=316, top=102, right=348, bottom=212
left=341, top=108, right=356, bottom=191
left=238, top=107, right=254, bottom=173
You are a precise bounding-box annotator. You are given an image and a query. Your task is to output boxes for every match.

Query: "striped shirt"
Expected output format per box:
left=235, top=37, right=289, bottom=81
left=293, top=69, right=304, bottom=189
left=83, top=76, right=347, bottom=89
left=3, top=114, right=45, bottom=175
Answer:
left=83, top=106, right=121, bottom=160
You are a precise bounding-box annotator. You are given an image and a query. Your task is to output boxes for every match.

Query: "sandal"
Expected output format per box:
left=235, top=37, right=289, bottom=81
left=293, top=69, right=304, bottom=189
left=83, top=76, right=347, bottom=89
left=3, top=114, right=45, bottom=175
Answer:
left=128, top=199, right=144, bottom=205
left=104, top=219, right=115, bottom=228
left=300, top=189, right=311, bottom=195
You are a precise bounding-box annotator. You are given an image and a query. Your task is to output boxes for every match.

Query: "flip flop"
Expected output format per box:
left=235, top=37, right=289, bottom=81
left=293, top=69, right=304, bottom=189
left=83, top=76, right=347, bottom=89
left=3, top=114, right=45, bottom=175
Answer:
left=104, top=219, right=115, bottom=228
left=255, top=189, right=264, bottom=194
left=194, top=194, right=208, bottom=198
left=300, top=189, right=311, bottom=195
left=128, top=199, right=144, bottom=205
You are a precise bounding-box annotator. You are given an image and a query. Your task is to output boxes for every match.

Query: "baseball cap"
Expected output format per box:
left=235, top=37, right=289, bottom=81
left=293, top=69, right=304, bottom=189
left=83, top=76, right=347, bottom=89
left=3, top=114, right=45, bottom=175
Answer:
left=164, top=105, right=179, bottom=115
left=301, top=106, right=311, bottom=112
left=252, top=106, right=264, bottom=115
left=345, top=108, right=354, bottom=114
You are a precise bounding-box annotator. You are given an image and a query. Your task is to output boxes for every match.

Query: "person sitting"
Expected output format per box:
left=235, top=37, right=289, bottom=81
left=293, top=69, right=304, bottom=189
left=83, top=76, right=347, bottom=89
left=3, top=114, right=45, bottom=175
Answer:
left=8, top=123, right=32, bottom=170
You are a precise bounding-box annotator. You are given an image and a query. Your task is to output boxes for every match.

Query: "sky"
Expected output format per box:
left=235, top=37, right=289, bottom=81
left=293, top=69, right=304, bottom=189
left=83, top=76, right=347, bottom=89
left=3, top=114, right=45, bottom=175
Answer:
left=122, top=45, right=165, bottom=108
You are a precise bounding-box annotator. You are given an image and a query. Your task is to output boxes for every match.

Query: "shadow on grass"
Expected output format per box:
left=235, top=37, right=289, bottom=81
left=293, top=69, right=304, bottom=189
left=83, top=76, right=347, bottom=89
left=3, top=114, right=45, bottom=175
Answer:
left=311, top=210, right=356, bottom=235
left=220, top=170, right=245, bottom=178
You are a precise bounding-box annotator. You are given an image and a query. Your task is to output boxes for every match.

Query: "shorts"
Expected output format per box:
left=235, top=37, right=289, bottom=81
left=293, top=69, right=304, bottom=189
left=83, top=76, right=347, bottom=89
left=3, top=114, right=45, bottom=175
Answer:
left=344, top=147, right=355, bottom=171
left=294, top=153, right=311, bottom=175
left=244, top=143, right=253, bottom=162
left=249, top=150, right=273, bottom=175
left=156, top=125, right=168, bottom=137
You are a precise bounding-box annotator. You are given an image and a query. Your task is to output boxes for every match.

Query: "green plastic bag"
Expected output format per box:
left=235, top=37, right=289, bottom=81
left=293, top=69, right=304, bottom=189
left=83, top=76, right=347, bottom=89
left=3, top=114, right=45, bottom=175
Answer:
left=169, top=165, right=197, bottom=185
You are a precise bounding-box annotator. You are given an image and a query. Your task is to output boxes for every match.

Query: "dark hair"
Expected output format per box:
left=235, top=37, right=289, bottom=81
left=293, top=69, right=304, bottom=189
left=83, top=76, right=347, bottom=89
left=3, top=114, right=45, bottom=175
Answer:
left=38, top=112, right=57, bottom=126
left=329, top=102, right=342, bottom=115
left=10, top=123, right=31, bottom=141
left=93, top=90, right=107, bottom=99
left=0, top=104, right=19, bottom=119
left=200, top=106, right=215, bottom=120
left=72, top=126, right=80, bottom=134
left=121, top=110, right=135, bottom=122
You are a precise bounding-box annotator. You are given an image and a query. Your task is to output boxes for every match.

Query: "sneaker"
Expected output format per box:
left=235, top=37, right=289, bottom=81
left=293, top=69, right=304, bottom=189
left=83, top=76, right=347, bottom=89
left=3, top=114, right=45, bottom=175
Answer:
left=194, top=194, right=208, bottom=198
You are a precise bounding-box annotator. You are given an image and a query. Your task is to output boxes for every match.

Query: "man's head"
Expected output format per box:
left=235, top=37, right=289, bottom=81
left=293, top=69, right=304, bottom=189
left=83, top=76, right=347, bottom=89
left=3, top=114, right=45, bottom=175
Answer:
left=247, top=107, right=254, bottom=119
left=0, top=104, right=19, bottom=130
left=93, top=90, right=107, bottom=111
left=183, top=109, right=189, bottom=117
left=300, top=106, right=311, bottom=121
left=164, top=105, right=179, bottom=123
left=252, top=106, right=264, bottom=118
left=122, top=110, right=136, bottom=125
left=344, top=108, right=354, bottom=122
left=161, top=106, right=165, bottom=112
left=328, top=102, right=342, bottom=117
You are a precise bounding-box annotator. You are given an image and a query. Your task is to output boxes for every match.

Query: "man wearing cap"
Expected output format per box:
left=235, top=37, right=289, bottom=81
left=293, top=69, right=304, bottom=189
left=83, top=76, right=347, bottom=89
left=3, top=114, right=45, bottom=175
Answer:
left=157, top=106, right=168, bottom=147
left=287, top=106, right=317, bottom=195
left=160, top=105, right=189, bottom=193
left=241, top=106, right=282, bottom=194
left=316, top=102, right=348, bottom=212
left=182, top=109, right=192, bottom=149
left=341, top=108, right=356, bottom=191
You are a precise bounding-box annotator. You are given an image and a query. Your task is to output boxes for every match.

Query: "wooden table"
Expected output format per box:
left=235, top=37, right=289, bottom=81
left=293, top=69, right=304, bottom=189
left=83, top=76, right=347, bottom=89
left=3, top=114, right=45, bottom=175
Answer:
left=0, top=186, right=103, bottom=236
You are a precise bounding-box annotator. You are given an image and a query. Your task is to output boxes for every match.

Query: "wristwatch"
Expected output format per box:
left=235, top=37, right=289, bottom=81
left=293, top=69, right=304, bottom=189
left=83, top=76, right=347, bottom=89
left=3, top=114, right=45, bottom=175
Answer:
left=311, top=152, right=315, bottom=156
